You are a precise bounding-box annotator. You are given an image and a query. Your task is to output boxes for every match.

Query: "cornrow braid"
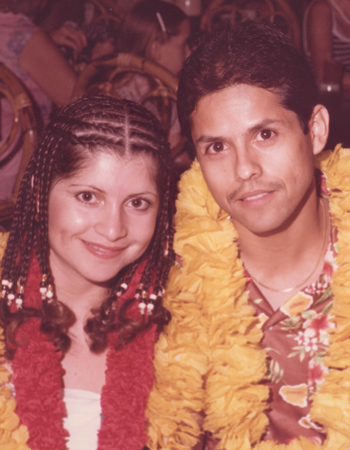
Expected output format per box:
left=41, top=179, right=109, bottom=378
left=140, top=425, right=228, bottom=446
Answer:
left=1, top=94, right=176, bottom=356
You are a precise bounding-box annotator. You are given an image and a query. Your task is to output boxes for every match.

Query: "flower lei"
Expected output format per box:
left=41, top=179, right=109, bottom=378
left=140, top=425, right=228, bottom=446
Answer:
left=0, top=231, right=157, bottom=450
left=146, top=146, right=350, bottom=450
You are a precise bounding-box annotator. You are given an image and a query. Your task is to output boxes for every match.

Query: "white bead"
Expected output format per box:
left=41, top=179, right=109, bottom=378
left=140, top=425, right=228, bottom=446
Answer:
left=147, top=303, right=154, bottom=314
left=139, top=302, right=146, bottom=315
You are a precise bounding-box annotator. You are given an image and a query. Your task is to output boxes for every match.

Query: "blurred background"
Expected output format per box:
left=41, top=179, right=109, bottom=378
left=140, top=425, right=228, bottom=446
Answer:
left=1, top=0, right=349, bottom=227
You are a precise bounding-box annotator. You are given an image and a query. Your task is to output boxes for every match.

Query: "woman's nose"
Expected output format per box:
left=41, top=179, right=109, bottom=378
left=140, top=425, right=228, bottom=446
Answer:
left=94, top=206, right=127, bottom=242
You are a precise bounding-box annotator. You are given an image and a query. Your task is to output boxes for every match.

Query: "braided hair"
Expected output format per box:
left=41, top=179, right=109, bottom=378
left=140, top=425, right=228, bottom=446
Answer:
left=0, top=94, right=175, bottom=356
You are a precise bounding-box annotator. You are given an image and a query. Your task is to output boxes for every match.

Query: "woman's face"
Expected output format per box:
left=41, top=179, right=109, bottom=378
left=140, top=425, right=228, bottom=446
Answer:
left=155, top=19, right=191, bottom=74
left=48, top=151, right=159, bottom=289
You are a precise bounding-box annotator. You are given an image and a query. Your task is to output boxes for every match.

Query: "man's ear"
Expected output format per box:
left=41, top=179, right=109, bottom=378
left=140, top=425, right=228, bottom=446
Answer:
left=309, top=104, right=329, bottom=155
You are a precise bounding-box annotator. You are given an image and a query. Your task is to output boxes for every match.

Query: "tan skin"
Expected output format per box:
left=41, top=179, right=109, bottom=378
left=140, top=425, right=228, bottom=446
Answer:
left=238, top=197, right=329, bottom=310
left=191, top=85, right=330, bottom=311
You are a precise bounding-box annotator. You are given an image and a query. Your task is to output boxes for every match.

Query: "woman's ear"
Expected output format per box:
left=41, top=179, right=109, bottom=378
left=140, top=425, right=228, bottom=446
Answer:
left=309, top=104, right=329, bottom=155
left=148, top=40, right=162, bottom=62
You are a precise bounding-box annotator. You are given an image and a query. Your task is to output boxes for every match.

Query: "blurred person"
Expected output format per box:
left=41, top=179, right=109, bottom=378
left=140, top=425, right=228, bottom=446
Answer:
left=304, top=0, right=350, bottom=90
left=0, top=0, right=85, bottom=200
left=117, top=0, right=191, bottom=75
left=115, top=0, right=193, bottom=172
left=304, top=0, right=350, bottom=147
left=39, top=0, right=119, bottom=74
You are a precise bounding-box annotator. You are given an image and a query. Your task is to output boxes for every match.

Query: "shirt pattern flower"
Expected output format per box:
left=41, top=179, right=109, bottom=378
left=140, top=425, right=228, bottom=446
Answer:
left=245, top=170, right=336, bottom=445
left=246, top=225, right=336, bottom=445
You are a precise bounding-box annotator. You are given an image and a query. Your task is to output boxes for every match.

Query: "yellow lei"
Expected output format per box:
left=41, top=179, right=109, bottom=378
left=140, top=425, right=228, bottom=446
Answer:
left=146, top=146, right=350, bottom=450
left=0, top=232, right=30, bottom=449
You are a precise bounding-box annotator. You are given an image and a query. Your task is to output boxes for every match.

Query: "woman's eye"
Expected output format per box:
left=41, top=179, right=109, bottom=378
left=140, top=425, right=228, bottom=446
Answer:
left=76, top=191, right=96, bottom=203
left=129, top=198, right=150, bottom=210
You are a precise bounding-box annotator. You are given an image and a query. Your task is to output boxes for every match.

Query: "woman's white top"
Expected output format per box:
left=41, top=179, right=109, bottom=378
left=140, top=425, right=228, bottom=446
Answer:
left=63, top=388, right=101, bottom=450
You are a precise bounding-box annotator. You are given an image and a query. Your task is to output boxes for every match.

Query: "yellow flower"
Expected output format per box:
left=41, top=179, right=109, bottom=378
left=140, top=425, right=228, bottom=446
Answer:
left=147, top=148, right=350, bottom=449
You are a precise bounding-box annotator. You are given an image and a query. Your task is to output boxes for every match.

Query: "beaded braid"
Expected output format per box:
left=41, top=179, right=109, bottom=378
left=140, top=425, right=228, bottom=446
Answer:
left=85, top=99, right=176, bottom=350
left=0, top=94, right=176, bottom=356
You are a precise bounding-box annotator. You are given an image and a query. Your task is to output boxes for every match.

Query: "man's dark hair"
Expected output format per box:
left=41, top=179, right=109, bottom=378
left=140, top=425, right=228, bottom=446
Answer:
left=178, top=21, right=318, bottom=139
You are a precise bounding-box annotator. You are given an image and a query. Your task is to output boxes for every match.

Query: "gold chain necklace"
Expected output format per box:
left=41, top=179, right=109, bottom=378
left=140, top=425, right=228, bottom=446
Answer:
left=247, top=199, right=329, bottom=293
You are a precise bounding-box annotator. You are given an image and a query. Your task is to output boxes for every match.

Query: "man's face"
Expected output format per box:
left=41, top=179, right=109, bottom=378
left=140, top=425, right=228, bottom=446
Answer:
left=191, top=84, right=322, bottom=237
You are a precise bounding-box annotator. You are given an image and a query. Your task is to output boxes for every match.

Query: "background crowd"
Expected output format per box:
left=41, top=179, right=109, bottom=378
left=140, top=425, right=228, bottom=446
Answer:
left=1, top=0, right=350, bottom=206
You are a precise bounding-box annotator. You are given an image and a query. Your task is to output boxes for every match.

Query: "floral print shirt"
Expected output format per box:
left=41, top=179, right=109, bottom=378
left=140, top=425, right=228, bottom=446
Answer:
left=200, top=229, right=337, bottom=450
left=244, top=170, right=337, bottom=445
left=246, top=227, right=337, bottom=445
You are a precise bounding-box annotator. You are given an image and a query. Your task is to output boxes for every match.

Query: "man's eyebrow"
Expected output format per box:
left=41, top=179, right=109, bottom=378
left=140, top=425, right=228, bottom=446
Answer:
left=194, top=118, right=286, bottom=145
left=248, top=118, right=285, bottom=134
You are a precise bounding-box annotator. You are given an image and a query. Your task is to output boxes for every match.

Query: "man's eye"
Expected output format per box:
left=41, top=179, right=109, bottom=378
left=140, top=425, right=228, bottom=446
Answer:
left=259, top=129, right=274, bottom=140
left=208, top=142, right=225, bottom=153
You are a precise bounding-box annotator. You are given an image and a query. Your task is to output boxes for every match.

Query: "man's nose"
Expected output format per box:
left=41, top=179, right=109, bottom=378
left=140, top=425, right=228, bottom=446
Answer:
left=234, top=145, right=262, bottom=181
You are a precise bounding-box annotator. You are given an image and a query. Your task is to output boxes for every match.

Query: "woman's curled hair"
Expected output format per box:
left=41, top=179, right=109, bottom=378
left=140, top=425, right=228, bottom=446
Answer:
left=0, top=94, right=176, bottom=357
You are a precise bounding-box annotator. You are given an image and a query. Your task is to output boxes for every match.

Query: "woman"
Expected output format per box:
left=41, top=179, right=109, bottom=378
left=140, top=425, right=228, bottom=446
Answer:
left=0, top=95, right=175, bottom=450
left=117, top=0, right=191, bottom=77
left=114, top=0, right=193, bottom=172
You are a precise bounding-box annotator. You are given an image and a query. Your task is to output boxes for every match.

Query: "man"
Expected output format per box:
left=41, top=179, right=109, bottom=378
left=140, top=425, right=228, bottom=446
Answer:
left=146, top=22, right=350, bottom=449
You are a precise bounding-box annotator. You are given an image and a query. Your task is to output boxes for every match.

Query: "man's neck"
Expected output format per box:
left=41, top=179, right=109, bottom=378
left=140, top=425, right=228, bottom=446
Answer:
left=236, top=194, right=330, bottom=309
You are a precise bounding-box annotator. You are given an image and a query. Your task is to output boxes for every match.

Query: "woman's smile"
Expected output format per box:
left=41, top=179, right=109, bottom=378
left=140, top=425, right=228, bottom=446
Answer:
left=48, top=152, right=159, bottom=287
left=81, top=240, right=128, bottom=259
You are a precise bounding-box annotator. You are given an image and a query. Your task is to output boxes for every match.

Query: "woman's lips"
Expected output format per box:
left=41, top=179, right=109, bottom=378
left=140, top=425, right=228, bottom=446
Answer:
left=82, top=240, right=126, bottom=259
